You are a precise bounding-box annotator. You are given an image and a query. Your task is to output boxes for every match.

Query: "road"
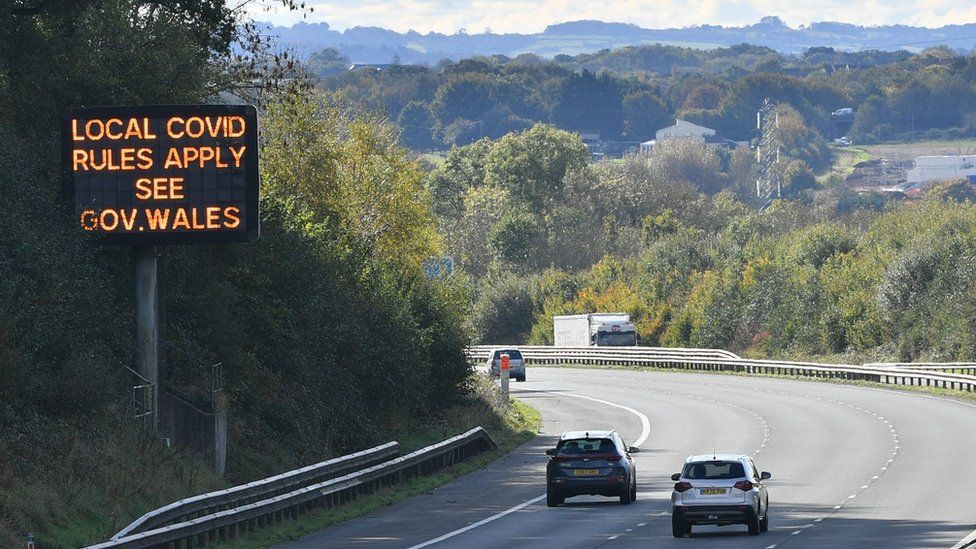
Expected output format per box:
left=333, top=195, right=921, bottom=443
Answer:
left=278, top=368, right=976, bottom=548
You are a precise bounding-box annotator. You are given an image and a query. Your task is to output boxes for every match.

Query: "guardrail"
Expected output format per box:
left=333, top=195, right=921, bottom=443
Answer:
left=866, top=363, right=976, bottom=376
left=112, top=441, right=399, bottom=540
left=470, top=347, right=976, bottom=393
left=467, top=345, right=740, bottom=361
left=87, top=428, right=496, bottom=549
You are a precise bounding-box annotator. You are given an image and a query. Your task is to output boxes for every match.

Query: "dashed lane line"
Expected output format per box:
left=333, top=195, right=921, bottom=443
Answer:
left=406, top=390, right=650, bottom=548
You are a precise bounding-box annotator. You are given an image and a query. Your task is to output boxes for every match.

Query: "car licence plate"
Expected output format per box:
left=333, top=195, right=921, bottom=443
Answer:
left=573, top=469, right=599, bottom=476
left=701, top=488, right=726, bottom=495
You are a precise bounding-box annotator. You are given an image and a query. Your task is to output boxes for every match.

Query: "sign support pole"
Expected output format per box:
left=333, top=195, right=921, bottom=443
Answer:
left=133, top=245, right=159, bottom=431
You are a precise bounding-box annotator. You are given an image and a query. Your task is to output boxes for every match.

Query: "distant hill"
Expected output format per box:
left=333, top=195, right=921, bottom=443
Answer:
left=260, top=16, right=976, bottom=64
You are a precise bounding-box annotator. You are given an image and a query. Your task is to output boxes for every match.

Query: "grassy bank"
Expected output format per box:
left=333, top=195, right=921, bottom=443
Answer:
left=205, top=375, right=540, bottom=548
left=5, top=375, right=538, bottom=549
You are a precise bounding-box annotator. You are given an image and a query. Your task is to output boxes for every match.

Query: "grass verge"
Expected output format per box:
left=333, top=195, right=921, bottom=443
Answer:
left=538, top=362, right=976, bottom=404
left=206, top=377, right=540, bottom=549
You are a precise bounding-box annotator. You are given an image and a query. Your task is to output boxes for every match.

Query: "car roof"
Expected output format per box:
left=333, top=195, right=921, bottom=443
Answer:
left=489, top=347, right=522, bottom=353
left=560, top=430, right=615, bottom=440
left=686, top=454, right=748, bottom=463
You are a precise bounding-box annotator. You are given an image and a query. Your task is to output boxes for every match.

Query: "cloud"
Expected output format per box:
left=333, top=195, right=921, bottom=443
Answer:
left=252, top=0, right=976, bottom=32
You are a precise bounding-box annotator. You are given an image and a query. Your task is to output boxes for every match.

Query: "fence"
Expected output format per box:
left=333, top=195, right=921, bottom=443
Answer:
left=467, top=345, right=740, bottom=361
left=87, top=428, right=496, bottom=549
left=469, top=346, right=976, bottom=393
left=159, top=343, right=225, bottom=474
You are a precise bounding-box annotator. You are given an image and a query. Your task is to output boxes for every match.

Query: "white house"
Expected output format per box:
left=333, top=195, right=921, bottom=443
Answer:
left=640, top=119, right=739, bottom=153
left=655, top=119, right=716, bottom=142
left=906, top=155, right=976, bottom=185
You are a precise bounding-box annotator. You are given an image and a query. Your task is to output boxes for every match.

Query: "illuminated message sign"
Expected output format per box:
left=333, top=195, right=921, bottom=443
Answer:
left=62, top=105, right=258, bottom=245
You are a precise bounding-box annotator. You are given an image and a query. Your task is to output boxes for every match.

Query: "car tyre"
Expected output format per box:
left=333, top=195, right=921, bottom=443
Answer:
left=759, top=505, right=769, bottom=532
left=517, top=375, right=526, bottom=382
left=619, top=489, right=632, bottom=505
left=630, top=480, right=637, bottom=502
left=748, top=511, right=761, bottom=535
left=672, top=516, right=689, bottom=538
left=546, top=490, right=563, bottom=507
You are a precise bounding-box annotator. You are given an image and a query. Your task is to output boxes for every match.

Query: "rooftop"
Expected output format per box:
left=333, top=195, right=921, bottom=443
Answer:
left=686, top=453, right=748, bottom=462
left=560, top=430, right=615, bottom=440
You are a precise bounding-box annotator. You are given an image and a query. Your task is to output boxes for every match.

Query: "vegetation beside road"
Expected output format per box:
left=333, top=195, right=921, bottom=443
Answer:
left=0, top=2, right=477, bottom=547
left=206, top=375, right=540, bottom=549
left=437, top=118, right=976, bottom=364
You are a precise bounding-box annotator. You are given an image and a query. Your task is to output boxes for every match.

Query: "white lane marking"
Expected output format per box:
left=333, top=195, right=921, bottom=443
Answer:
left=405, top=495, right=546, bottom=549
left=792, top=530, right=802, bottom=535
left=951, top=528, right=976, bottom=549
left=765, top=545, right=778, bottom=548
left=609, top=534, right=621, bottom=540
left=407, top=391, right=651, bottom=548
left=638, top=522, right=647, bottom=527
left=550, top=392, right=652, bottom=446
left=819, top=383, right=976, bottom=548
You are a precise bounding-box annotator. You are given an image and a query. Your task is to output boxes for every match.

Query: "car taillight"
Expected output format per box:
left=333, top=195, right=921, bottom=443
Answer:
left=604, top=454, right=623, bottom=462
left=674, top=481, right=692, bottom=492
left=553, top=456, right=576, bottom=462
left=733, top=480, right=754, bottom=491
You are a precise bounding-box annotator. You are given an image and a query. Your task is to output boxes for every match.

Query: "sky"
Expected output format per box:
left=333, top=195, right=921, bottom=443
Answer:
left=249, top=0, right=976, bottom=33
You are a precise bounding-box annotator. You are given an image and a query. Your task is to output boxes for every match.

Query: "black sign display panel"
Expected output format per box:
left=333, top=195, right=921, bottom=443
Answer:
left=62, top=105, right=259, bottom=245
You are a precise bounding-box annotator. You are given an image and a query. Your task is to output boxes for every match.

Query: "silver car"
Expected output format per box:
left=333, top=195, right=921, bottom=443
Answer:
left=487, top=348, right=526, bottom=382
left=670, top=454, right=770, bottom=537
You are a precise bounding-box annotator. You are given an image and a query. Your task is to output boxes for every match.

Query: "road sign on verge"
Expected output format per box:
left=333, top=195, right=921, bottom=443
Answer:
left=62, top=105, right=259, bottom=245
left=423, top=256, right=454, bottom=279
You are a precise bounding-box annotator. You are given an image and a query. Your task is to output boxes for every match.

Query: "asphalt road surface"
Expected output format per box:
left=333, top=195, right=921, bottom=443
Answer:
left=278, top=368, right=976, bottom=549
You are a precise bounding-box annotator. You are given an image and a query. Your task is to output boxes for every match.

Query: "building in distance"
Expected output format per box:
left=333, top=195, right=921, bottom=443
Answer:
left=639, top=119, right=745, bottom=153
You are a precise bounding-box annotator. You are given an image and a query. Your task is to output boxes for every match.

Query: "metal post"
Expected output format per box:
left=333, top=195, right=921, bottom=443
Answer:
left=500, top=353, right=510, bottom=398
left=134, top=246, right=159, bottom=431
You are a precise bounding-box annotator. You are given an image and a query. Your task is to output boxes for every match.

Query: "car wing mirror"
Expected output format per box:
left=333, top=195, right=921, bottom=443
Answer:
left=545, top=448, right=556, bottom=456
left=671, top=473, right=681, bottom=481
left=628, top=446, right=640, bottom=453
left=760, top=471, right=771, bottom=480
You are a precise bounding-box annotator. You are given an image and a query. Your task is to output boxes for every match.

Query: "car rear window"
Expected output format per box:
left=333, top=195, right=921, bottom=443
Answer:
left=683, top=461, right=745, bottom=480
left=556, top=438, right=616, bottom=455
left=492, top=350, right=522, bottom=360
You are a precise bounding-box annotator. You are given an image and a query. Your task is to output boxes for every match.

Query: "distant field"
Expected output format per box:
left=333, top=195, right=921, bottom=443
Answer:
left=828, top=139, right=976, bottom=189
left=859, top=140, right=976, bottom=161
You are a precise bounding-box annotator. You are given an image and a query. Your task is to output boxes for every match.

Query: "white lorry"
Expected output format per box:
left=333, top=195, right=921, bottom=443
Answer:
left=553, top=313, right=637, bottom=347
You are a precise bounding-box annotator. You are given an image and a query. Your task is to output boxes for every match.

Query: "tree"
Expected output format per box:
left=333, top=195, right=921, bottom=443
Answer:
left=431, top=73, right=495, bottom=124
left=490, top=212, right=541, bottom=266
left=469, top=273, right=537, bottom=343
left=552, top=70, right=624, bottom=138
left=397, top=101, right=436, bottom=150
left=645, top=139, right=725, bottom=195
left=262, top=91, right=439, bottom=271
left=623, top=91, right=670, bottom=140
left=306, top=48, right=351, bottom=78
left=484, top=124, right=590, bottom=211
left=681, top=83, right=724, bottom=111
left=773, top=104, right=832, bottom=173
left=453, top=186, right=517, bottom=276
